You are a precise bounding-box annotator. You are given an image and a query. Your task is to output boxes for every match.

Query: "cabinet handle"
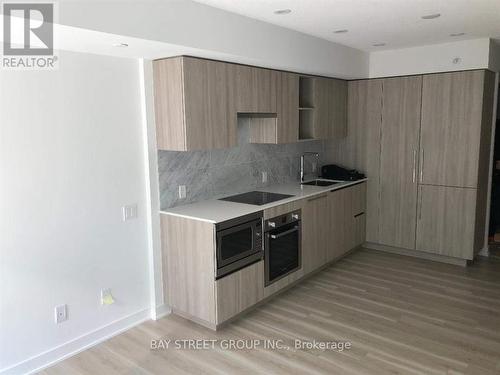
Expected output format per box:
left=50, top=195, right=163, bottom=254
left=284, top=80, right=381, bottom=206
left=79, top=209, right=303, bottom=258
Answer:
left=420, top=148, right=424, bottom=183
left=307, top=194, right=327, bottom=202
left=418, top=189, right=423, bottom=220
left=412, top=149, right=417, bottom=183
left=270, top=226, right=299, bottom=239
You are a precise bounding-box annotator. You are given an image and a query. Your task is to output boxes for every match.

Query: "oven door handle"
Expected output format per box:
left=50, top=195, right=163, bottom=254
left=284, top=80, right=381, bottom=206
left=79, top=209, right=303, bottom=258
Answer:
left=270, top=226, right=299, bottom=239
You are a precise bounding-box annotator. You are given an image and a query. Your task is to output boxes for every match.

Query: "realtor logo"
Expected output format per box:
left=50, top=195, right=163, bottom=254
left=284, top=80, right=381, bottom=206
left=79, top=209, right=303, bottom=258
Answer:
left=2, top=2, right=58, bottom=69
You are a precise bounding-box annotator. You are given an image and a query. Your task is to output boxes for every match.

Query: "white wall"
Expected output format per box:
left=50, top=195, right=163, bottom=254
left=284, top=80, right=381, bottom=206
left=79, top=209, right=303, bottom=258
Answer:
left=0, top=51, right=151, bottom=374
left=369, top=38, right=491, bottom=78
left=57, top=0, right=369, bottom=79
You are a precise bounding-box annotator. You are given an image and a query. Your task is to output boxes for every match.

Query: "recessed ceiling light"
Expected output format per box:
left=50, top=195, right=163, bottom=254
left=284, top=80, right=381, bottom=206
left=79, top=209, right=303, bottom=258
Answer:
left=421, top=13, right=441, bottom=19
left=113, top=43, right=129, bottom=47
left=274, top=9, right=291, bottom=15
left=333, top=29, right=349, bottom=34
left=373, top=43, right=386, bottom=47
left=450, top=32, right=465, bottom=37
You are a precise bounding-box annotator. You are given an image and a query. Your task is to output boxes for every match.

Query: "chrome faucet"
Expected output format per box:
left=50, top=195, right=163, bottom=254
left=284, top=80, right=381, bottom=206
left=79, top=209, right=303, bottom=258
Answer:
left=300, top=152, right=320, bottom=182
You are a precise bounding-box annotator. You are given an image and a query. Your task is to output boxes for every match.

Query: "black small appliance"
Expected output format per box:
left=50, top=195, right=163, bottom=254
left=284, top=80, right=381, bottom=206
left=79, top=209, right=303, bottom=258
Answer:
left=321, top=164, right=365, bottom=181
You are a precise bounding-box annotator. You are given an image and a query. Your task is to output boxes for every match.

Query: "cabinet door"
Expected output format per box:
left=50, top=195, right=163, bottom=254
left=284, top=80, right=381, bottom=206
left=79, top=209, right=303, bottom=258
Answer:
left=313, top=77, right=330, bottom=139
left=277, top=72, right=299, bottom=143
left=379, top=76, right=422, bottom=249
left=215, top=260, right=264, bottom=324
left=345, top=183, right=367, bottom=250
left=329, top=78, right=348, bottom=139
left=327, top=189, right=348, bottom=261
left=235, top=65, right=277, bottom=113
left=420, top=71, right=485, bottom=187
left=183, top=57, right=237, bottom=150
left=340, top=80, right=383, bottom=244
left=416, top=185, right=476, bottom=259
left=352, top=183, right=367, bottom=248
left=302, top=194, right=328, bottom=274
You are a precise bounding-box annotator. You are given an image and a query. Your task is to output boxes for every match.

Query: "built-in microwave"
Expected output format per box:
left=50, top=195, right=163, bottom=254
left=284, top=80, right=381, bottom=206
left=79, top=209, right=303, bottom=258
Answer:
left=215, top=211, right=264, bottom=279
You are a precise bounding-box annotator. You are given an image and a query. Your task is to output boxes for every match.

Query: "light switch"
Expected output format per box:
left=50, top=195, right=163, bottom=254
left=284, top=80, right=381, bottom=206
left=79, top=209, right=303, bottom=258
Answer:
left=262, top=171, right=268, bottom=184
left=178, top=185, right=186, bottom=199
left=122, top=204, right=138, bottom=221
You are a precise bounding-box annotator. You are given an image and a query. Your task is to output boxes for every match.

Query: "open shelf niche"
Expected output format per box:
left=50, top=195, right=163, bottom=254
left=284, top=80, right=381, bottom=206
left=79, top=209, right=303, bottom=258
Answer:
left=299, top=76, right=315, bottom=140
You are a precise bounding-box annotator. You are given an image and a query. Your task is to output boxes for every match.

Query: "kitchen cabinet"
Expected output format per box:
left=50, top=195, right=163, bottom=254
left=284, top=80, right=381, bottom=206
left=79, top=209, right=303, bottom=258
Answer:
left=327, top=188, right=348, bottom=261
left=235, top=65, right=278, bottom=113
left=312, top=77, right=347, bottom=140
left=153, top=56, right=349, bottom=149
left=161, top=182, right=367, bottom=329
left=416, top=185, right=477, bottom=259
left=277, top=72, right=300, bottom=143
left=344, top=79, right=383, bottom=244
left=249, top=72, right=299, bottom=144
left=153, top=56, right=237, bottom=151
left=302, top=193, right=328, bottom=274
left=215, top=260, right=264, bottom=324
left=161, top=214, right=217, bottom=325
left=420, top=70, right=488, bottom=188
left=379, top=76, right=422, bottom=250
left=346, top=182, right=367, bottom=251
left=329, top=78, right=348, bottom=139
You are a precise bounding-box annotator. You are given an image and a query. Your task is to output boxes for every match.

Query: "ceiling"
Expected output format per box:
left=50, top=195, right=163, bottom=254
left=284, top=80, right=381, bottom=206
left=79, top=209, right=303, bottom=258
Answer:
left=193, top=0, right=500, bottom=51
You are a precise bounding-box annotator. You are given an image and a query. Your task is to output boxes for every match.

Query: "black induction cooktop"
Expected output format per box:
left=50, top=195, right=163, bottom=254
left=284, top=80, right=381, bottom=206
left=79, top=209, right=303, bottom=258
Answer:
left=219, top=191, right=294, bottom=206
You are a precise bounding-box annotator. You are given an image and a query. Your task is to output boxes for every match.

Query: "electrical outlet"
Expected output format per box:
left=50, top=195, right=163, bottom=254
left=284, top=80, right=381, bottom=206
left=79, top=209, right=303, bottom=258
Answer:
left=54, top=304, right=68, bottom=324
left=262, top=171, right=268, bottom=184
left=101, top=288, right=115, bottom=306
left=178, top=185, right=186, bottom=199
left=122, top=204, right=138, bottom=221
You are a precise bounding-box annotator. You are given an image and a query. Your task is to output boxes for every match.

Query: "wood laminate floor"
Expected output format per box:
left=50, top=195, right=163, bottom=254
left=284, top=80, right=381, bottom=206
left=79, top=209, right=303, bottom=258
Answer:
left=42, top=249, right=500, bottom=375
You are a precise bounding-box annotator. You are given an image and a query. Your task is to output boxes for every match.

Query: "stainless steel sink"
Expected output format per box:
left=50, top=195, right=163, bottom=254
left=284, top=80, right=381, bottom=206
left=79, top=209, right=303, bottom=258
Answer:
left=301, top=179, right=340, bottom=187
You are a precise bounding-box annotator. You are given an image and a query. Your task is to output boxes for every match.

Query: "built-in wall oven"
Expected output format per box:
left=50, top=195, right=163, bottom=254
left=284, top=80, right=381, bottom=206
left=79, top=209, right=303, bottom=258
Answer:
left=216, top=211, right=263, bottom=279
left=265, top=210, right=301, bottom=286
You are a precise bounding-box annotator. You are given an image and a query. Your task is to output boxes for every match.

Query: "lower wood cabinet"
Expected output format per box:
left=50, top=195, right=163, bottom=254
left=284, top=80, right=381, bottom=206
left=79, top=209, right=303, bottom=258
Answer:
left=301, top=193, right=329, bottom=274
left=215, top=260, right=264, bottom=324
left=161, top=182, right=367, bottom=329
left=327, top=188, right=348, bottom=261
left=349, top=182, right=367, bottom=250
left=327, top=183, right=367, bottom=261
left=416, top=185, right=477, bottom=259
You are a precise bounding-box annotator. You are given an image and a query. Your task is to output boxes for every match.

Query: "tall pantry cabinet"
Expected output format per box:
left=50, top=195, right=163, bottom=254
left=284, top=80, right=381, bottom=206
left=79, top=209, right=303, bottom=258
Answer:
left=415, top=70, right=496, bottom=259
left=347, top=70, right=496, bottom=262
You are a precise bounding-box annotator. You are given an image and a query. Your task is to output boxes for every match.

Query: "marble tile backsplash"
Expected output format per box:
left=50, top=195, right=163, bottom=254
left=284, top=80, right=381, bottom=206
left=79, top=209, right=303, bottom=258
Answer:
left=158, top=118, right=329, bottom=209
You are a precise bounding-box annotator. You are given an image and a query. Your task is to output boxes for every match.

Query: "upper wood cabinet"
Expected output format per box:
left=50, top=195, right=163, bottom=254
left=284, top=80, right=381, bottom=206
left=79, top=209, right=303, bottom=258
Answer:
left=312, top=77, right=347, bottom=140
left=153, top=56, right=348, bottom=150
left=419, top=70, right=491, bottom=188
left=235, top=65, right=278, bottom=113
left=153, top=56, right=237, bottom=151
left=249, top=72, right=299, bottom=144
left=378, top=76, right=422, bottom=250
left=277, top=72, right=299, bottom=143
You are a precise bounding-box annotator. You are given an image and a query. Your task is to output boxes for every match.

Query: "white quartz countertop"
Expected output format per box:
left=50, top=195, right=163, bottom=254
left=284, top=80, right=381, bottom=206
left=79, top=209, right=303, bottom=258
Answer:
left=160, top=179, right=367, bottom=224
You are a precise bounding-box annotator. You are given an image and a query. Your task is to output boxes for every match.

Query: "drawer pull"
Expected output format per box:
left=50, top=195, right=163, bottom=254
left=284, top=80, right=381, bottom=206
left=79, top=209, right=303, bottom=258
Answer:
left=307, top=194, right=327, bottom=202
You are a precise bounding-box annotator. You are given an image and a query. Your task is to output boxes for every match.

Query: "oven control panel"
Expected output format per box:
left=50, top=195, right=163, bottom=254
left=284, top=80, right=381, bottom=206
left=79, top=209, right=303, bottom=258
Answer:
left=265, top=210, right=301, bottom=231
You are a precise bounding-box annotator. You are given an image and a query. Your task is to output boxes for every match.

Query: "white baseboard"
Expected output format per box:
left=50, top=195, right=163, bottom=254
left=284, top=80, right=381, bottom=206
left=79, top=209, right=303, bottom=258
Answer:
left=1, top=308, right=151, bottom=375
left=478, top=247, right=490, bottom=257
left=153, top=304, right=171, bottom=320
